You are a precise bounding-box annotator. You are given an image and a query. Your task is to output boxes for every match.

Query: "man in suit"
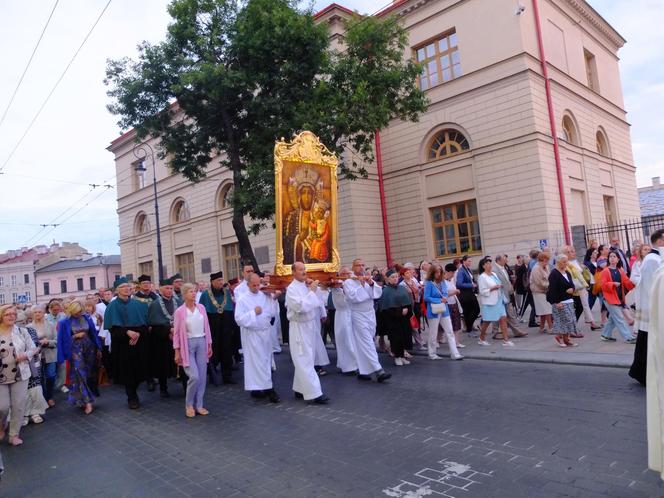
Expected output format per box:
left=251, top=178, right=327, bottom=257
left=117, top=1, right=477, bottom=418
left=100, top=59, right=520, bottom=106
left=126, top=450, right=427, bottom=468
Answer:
left=492, top=254, right=527, bottom=339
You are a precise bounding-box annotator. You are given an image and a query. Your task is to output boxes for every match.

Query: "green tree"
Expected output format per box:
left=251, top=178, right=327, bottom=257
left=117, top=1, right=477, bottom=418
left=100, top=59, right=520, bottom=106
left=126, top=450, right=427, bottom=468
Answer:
left=105, top=0, right=427, bottom=269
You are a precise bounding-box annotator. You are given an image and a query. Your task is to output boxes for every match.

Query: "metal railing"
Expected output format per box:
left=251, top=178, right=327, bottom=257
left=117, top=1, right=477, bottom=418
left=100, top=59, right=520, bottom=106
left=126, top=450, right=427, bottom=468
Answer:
left=584, top=215, right=664, bottom=253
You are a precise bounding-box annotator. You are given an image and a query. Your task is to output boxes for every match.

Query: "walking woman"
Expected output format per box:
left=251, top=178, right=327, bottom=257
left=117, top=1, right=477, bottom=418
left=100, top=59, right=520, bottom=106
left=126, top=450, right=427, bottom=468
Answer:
left=57, top=300, right=102, bottom=414
left=547, top=254, right=579, bottom=348
left=22, top=318, right=48, bottom=426
left=476, top=257, right=513, bottom=346
left=599, top=252, right=636, bottom=343
left=456, top=255, right=480, bottom=333
left=400, top=266, right=423, bottom=351
left=28, top=305, right=57, bottom=407
left=424, top=265, right=463, bottom=359
left=529, top=252, right=553, bottom=333
left=380, top=270, right=413, bottom=366
left=173, top=283, right=213, bottom=418
left=0, top=305, right=37, bottom=446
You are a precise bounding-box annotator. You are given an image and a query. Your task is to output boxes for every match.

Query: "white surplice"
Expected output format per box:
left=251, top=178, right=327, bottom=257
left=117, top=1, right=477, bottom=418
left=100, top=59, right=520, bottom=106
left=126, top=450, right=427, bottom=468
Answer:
left=235, top=290, right=276, bottom=391
left=234, top=280, right=249, bottom=302
left=343, top=278, right=383, bottom=375
left=647, top=265, right=664, bottom=480
left=286, top=279, right=323, bottom=400
left=314, top=288, right=330, bottom=366
left=331, top=288, right=358, bottom=373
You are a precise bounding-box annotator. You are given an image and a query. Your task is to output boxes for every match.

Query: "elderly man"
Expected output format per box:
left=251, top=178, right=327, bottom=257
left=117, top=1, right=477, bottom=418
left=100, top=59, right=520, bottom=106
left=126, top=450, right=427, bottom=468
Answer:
left=491, top=255, right=527, bottom=339
left=344, top=258, right=391, bottom=383
left=104, top=277, right=150, bottom=409
left=133, top=275, right=160, bottom=392
left=285, top=262, right=329, bottom=404
left=171, top=274, right=184, bottom=299
left=235, top=273, right=280, bottom=403
left=330, top=266, right=358, bottom=374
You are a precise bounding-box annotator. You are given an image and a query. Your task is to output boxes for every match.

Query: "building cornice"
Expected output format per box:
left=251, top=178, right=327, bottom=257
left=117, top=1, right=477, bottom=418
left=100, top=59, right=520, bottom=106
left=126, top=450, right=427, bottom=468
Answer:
left=562, top=0, right=626, bottom=49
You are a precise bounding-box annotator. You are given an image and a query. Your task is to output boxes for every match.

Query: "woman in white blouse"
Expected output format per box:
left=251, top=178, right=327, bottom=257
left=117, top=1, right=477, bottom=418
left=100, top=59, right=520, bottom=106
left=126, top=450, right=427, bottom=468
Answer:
left=476, top=257, right=513, bottom=347
left=173, top=284, right=213, bottom=418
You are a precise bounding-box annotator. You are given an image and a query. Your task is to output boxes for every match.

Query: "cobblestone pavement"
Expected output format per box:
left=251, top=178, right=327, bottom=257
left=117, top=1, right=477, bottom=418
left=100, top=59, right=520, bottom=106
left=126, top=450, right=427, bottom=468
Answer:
left=2, top=351, right=662, bottom=497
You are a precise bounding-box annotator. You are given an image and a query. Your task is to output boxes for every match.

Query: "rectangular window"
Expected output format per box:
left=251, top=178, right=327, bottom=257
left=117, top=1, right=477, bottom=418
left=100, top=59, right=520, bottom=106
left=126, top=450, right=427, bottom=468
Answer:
left=25, top=291, right=31, bottom=302
left=23, top=274, right=29, bottom=284
left=138, top=261, right=154, bottom=281
left=89, top=276, right=96, bottom=290
left=175, top=252, right=195, bottom=284
left=0, top=276, right=4, bottom=286
left=415, top=30, right=461, bottom=91
left=430, top=199, right=481, bottom=258
left=223, top=243, right=241, bottom=281
left=12, top=292, right=18, bottom=303
left=584, top=48, right=599, bottom=92
left=133, top=161, right=147, bottom=191
left=44, top=282, right=50, bottom=295
left=10, top=275, right=16, bottom=286
left=0, top=294, right=4, bottom=304
left=60, top=280, right=67, bottom=293
left=77, top=278, right=84, bottom=291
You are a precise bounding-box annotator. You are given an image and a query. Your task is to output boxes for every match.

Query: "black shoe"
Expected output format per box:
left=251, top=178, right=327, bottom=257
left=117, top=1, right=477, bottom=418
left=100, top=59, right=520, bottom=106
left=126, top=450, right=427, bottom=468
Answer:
left=147, top=379, right=156, bottom=392
left=128, top=399, right=140, bottom=410
left=265, top=389, right=280, bottom=403
left=250, top=390, right=266, bottom=399
left=342, top=370, right=358, bottom=376
left=528, top=322, right=538, bottom=328
left=294, top=391, right=304, bottom=399
left=308, top=394, right=330, bottom=405
left=223, top=378, right=238, bottom=385
left=376, top=371, right=392, bottom=383
left=160, top=389, right=170, bottom=399
left=357, top=374, right=372, bottom=381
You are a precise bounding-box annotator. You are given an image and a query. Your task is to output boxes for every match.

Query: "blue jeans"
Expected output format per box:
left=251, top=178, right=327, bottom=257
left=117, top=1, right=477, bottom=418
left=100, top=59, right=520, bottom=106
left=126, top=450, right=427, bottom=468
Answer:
left=602, top=303, right=633, bottom=341
left=42, top=362, right=57, bottom=401
left=184, top=337, right=208, bottom=409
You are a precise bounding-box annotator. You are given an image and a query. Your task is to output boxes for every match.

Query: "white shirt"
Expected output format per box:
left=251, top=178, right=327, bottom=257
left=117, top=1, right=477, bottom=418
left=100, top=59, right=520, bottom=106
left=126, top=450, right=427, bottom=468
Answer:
left=185, top=306, right=205, bottom=338
left=445, top=278, right=458, bottom=305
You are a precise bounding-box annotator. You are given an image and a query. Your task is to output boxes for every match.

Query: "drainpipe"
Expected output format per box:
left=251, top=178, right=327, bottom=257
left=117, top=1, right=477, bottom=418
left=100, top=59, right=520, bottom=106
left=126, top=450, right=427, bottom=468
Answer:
left=374, top=131, right=393, bottom=267
left=531, top=0, right=571, bottom=245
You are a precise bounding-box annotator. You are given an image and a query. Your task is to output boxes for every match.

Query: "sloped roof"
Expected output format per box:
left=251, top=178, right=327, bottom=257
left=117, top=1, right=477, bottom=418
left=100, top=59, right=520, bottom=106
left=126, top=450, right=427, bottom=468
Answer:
left=640, top=189, right=664, bottom=217
left=36, top=255, right=121, bottom=273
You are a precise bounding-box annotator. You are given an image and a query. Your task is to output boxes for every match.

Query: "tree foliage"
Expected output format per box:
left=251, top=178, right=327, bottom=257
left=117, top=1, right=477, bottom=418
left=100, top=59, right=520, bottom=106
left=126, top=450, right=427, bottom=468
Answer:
left=105, top=0, right=427, bottom=268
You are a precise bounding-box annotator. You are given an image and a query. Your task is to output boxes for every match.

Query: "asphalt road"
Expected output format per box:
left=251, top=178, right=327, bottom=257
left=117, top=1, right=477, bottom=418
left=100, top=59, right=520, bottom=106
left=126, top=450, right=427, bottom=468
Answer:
left=1, top=350, right=662, bottom=497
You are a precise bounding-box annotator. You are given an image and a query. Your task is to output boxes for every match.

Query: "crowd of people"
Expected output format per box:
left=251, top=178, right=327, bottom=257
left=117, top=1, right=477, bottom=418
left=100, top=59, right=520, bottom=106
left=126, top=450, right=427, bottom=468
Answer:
left=1, top=229, right=663, bottom=479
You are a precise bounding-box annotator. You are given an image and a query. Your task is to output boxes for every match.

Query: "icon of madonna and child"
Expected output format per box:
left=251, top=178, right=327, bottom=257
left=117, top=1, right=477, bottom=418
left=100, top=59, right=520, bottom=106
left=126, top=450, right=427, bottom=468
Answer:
left=282, top=165, right=332, bottom=266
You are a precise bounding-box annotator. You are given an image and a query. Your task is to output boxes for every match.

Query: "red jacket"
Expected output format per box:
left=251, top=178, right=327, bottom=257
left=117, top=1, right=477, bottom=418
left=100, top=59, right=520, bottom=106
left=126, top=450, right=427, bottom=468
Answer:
left=599, top=267, right=634, bottom=305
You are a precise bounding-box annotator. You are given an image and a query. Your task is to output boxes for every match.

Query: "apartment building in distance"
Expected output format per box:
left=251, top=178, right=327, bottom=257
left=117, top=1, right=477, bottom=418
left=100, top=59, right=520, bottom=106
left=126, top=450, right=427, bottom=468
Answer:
left=108, top=0, right=640, bottom=281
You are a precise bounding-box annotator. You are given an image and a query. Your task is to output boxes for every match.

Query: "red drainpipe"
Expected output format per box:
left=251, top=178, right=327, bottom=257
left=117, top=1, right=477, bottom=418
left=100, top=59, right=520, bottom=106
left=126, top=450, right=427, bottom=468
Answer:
left=374, top=130, right=393, bottom=267
left=531, top=0, right=571, bottom=245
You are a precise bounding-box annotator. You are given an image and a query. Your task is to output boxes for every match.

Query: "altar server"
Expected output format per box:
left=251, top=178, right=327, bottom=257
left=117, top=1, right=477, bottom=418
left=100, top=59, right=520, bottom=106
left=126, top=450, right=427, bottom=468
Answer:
left=647, top=265, right=664, bottom=480
left=285, top=262, right=329, bottom=404
left=343, top=259, right=391, bottom=383
left=235, top=273, right=280, bottom=403
left=330, top=267, right=358, bottom=374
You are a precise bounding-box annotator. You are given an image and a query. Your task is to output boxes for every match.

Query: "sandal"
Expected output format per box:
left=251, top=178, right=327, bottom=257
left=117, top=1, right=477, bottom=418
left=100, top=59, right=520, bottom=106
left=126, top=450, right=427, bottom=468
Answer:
left=185, top=406, right=195, bottom=418
left=8, top=436, right=23, bottom=446
left=31, top=415, right=44, bottom=424
left=196, top=407, right=209, bottom=416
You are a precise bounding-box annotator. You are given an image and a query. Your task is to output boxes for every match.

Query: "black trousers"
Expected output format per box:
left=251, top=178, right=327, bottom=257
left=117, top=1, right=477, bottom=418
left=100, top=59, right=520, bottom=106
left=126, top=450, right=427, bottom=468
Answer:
left=322, top=309, right=335, bottom=345
left=208, top=312, right=235, bottom=382
left=125, top=382, right=139, bottom=403
left=458, top=289, right=480, bottom=332
left=572, top=295, right=584, bottom=322
left=279, top=300, right=289, bottom=344
left=629, top=330, right=647, bottom=386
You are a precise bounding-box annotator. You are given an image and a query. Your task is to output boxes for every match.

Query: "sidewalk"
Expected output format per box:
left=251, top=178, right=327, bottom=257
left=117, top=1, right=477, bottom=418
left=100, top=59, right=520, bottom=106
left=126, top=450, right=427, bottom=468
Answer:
left=416, top=321, right=635, bottom=368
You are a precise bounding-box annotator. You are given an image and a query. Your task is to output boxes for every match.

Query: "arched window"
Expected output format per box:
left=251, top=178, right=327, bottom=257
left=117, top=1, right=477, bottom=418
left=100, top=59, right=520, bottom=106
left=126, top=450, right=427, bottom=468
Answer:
left=561, top=114, right=579, bottom=145
left=218, top=183, right=234, bottom=209
left=596, top=128, right=610, bottom=156
left=135, top=212, right=150, bottom=235
left=427, top=129, right=470, bottom=161
left=171, top=199, right=190, bottom=224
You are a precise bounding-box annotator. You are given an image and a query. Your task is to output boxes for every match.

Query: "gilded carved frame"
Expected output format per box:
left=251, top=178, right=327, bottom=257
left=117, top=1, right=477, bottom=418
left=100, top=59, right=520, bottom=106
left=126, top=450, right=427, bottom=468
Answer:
left=274, top=131, right=340, bottom=276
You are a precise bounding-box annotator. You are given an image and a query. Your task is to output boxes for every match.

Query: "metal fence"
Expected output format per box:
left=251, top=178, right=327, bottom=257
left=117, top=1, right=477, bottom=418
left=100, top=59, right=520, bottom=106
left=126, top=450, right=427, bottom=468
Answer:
left=584, top=215, right=664, bottom=253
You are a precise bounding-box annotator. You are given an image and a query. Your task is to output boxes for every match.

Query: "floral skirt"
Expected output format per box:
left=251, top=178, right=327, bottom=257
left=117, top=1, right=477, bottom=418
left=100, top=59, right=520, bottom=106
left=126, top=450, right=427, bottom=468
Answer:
left=551, top=301, right=577, bottom=334
left=68, top=335, right=98, bottom=406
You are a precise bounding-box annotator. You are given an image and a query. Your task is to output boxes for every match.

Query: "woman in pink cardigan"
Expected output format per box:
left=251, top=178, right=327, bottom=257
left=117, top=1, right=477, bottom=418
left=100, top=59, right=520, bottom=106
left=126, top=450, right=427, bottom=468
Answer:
left=173, top=283, right=213, bottom=418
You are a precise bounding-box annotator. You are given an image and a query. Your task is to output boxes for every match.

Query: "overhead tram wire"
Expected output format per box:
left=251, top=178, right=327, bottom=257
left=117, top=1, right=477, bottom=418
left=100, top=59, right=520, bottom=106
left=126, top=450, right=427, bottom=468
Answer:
left=0, top=0, right=113, bottom=173
left=0, top=0, right=60, bottom=130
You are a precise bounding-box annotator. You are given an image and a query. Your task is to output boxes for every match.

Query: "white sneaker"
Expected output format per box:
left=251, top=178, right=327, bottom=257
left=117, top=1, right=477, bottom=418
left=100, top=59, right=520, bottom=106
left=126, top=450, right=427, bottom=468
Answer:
left=401, top=358, right=411, bottom=365
left=428, top=354, right=442, bottom=360
left=457, top=343, right=466, bottom=348
left=395, top=358, right=404, bottom=366
left=502, top=341, right=515, bottom=347
left=452, top=355, right=464, bottom=361
left=478, top=340, right=491, bottom=346
left=60, top=386, right=69, bottom=393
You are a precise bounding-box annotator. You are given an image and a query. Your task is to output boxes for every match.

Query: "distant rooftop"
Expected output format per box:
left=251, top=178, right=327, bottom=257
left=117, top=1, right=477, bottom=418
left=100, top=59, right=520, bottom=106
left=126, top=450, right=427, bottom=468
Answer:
left=639, top=177, right=664, bottom=217
left=35, top=255, right=121, bottom=273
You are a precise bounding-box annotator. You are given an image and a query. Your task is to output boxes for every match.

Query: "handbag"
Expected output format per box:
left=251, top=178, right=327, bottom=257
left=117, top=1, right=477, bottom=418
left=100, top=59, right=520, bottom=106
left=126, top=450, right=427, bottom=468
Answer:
left=430, top=282, right=447, bottom=314
left=409, top=314, right=419, bottom=330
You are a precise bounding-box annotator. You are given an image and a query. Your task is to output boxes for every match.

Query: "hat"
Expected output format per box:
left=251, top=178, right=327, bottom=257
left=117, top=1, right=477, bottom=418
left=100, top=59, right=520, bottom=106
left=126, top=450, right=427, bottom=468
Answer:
left=171, top=273, right=183, bottom=281
left=386, top=269, right=397, bottom=277
left=210, top=271, right=224, bottom=281
left=138, top=274, right=152, bottom=283
left=114, top=276, right=130, bottom=287
left=159, top=277, right=173, bottom=286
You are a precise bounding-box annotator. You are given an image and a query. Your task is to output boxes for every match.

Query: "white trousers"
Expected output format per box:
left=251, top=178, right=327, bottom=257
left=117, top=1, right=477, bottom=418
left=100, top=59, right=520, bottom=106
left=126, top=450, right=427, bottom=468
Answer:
left=578, top=288, right=595, bottom=323
left=426, top=315, right=460, bottom=358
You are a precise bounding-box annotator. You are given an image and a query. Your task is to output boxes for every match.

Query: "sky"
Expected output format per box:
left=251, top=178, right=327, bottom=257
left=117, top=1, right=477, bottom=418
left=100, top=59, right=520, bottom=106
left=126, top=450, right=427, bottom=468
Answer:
left=0, top=0, right=661, bottom=256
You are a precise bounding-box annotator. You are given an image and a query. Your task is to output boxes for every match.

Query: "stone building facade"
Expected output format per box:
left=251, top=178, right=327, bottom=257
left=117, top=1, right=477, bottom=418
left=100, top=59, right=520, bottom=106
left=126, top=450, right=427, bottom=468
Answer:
left=109, top=0, right=640, bottom=281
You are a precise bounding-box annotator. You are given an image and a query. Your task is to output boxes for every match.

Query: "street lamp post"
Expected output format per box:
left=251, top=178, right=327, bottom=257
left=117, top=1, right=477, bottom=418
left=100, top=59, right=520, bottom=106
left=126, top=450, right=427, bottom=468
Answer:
left=133, top=142, right=164, bottom=283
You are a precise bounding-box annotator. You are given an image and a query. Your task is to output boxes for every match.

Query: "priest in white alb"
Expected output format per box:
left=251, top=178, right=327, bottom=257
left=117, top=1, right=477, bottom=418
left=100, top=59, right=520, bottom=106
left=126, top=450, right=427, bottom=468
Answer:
left=647, top=264, right=664, bottom=480
left=331, top=266, right=358, bottom=374
left=234, top=273, right=280, bottom=403
left=285, top=262, right=329, bottom=404
left=343, top=259, right=391, bottom=383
